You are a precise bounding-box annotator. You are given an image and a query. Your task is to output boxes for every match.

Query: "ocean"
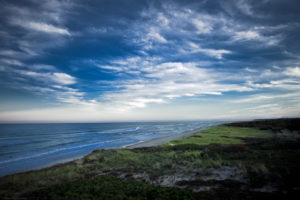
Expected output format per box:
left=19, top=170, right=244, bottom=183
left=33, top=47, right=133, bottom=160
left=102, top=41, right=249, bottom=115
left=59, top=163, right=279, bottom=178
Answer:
left=0, top=121, right=223, bottom=176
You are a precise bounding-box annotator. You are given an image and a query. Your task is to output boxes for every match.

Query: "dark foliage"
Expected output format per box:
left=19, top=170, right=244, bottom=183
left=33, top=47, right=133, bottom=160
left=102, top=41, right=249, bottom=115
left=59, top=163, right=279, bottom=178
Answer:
left=27, top=176, right=194, bottom=200
left=225, top=118, right=300, bottom=132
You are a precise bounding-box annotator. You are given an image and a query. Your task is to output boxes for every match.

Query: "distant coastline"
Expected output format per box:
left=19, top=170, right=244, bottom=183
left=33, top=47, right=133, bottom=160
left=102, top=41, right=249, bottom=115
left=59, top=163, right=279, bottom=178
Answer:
left=124, top=126, right=210, bottom=148
left=0, top=121, right=219, bottom=176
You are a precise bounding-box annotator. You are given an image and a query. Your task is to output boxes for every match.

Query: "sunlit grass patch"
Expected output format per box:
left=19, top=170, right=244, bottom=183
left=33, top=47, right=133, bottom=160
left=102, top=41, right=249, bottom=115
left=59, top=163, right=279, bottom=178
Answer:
left=164, top=126, right=271, bottom=147
left=200, top=126, right=271, bottom=138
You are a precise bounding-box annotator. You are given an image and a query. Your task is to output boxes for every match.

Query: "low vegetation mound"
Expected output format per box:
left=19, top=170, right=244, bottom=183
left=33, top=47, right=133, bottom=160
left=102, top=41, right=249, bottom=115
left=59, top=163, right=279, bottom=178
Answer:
left=0, top=119, right=299, bottom=199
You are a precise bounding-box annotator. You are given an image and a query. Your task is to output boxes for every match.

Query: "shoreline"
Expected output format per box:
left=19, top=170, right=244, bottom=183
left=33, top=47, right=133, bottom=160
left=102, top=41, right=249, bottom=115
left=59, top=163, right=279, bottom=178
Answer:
left=124, top=126, right=210, bottom=149
left=0, top=125, right=212, bottom=177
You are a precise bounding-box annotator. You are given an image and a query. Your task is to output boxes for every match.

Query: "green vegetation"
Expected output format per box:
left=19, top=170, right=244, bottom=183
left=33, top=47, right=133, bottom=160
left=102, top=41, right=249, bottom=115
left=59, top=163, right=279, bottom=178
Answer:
left=1, top=119, right=300, bottom=199
left=164, top=125, right=270, bottom=146
left=27, top=176, right=193, bottom=200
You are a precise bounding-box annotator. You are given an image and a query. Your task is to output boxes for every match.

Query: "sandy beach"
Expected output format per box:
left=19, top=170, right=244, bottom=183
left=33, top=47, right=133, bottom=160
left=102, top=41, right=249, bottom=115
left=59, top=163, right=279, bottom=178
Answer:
left=124, top=126, right=210, bottom=149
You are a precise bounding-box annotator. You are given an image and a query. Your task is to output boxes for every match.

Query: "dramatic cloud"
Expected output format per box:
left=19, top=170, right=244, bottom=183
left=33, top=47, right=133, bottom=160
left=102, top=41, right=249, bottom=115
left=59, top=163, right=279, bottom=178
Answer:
left=188, top=43, right=231, bottom=59
left=51, top=73, right=76, bottom=84
left=284, top=67, right=300, bottom=77
left=27, top=22, right=71, bottom=35
left=234, top=30, right=260, bottom=40
left=147, top=27, right=167, bottom=43
left=192, top=19, right=212, bottom=34
left=0, top=0, right=300, bottom=121
left=94, top=60, right=253, bottom=111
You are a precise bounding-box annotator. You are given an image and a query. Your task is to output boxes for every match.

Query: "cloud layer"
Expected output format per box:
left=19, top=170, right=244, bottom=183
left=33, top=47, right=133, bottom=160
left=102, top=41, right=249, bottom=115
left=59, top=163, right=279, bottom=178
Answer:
left=0, top=0, right=300, bottom=122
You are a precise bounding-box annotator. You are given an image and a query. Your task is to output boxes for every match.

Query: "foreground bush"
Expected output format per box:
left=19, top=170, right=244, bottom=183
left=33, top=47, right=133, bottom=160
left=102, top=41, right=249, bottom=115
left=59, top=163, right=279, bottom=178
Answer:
left=27, top=176, right=194, bottom=200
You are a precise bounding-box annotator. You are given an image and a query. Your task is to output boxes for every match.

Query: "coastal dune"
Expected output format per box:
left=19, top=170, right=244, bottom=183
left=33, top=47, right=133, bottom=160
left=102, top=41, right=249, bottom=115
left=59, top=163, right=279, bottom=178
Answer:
left=0, top=119, right=299, bottom=200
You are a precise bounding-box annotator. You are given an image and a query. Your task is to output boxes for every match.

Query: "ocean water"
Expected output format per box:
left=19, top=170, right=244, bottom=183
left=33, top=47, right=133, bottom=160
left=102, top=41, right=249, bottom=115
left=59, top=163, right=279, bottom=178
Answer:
left=0, top=121, right=222, bottom=176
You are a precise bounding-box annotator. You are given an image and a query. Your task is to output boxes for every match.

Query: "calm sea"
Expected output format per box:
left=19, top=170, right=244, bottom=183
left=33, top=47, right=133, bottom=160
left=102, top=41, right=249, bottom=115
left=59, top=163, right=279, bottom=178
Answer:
left=0, top=121, right=223, bottom=176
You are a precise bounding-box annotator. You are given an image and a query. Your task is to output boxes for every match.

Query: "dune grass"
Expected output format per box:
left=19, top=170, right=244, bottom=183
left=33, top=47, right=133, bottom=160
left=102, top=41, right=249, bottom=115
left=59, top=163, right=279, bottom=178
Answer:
left=27, top=176, right=194, bottom=200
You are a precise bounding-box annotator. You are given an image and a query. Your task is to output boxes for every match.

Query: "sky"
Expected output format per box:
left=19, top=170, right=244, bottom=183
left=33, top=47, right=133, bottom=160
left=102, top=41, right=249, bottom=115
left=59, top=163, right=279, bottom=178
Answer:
left=0, top=0, right=300, bottom=123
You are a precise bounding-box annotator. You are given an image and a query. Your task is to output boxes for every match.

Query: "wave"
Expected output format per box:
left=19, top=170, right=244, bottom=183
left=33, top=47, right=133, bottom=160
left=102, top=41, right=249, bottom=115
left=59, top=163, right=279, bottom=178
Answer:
left=98, top=126, right=143, bottom=134
left=0, top=138, right=124, bottom=165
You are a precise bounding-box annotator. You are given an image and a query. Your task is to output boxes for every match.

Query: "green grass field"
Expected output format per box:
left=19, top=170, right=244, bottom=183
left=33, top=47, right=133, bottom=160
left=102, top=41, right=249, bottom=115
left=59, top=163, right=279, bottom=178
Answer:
left=165, top=125, right=270, bottom=146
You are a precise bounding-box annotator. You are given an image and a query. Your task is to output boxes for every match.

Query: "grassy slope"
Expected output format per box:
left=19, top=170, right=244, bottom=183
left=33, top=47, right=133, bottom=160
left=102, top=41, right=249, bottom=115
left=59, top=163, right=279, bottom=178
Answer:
left=1, top=122, right=300, bottom=199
